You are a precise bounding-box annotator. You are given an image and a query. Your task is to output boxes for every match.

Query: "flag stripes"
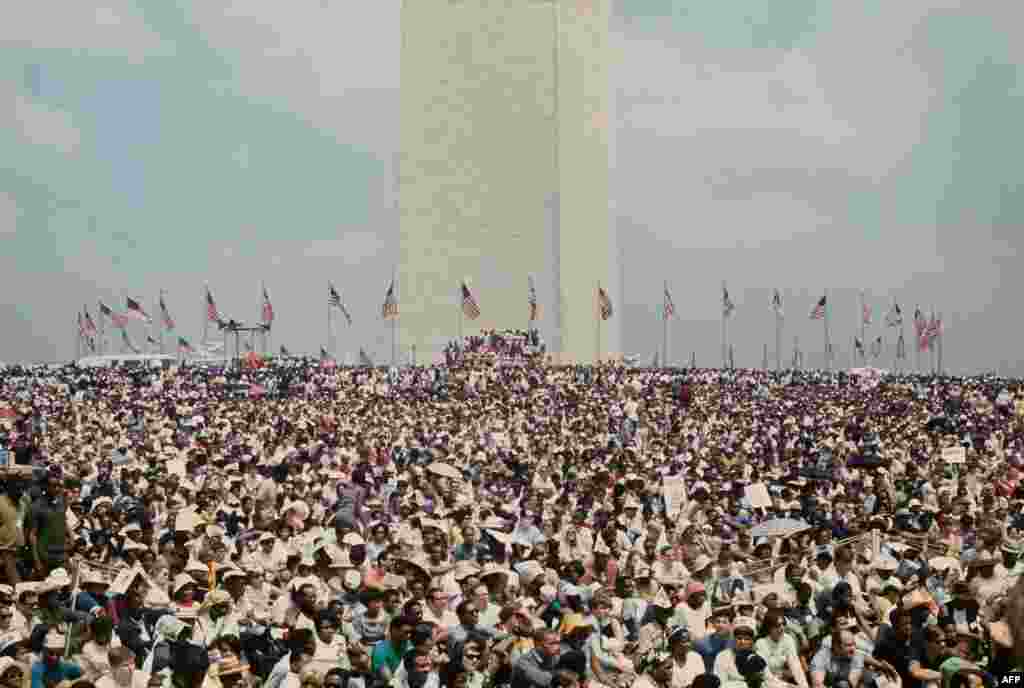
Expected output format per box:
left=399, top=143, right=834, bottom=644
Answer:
left=809, top=295, right=827, bottom=320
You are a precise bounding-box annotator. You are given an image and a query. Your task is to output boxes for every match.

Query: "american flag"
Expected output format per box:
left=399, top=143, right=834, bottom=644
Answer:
left=722, top=285, right=735, bottom=318
left=99, top=301, right=129, bottom=329
left=125, top=297, right=152, bottom=323
left=771, top=289, right=784, bottom=318
left=663, top=283, right=675, bottom=319
left=528, top=275, right=539, bottom=321
left=461, top=281, right=481, bottom=320
left=809, top=295, right=827, bottom=320
left=861, top=292, right=872, bottom=325
left=82, top=306, right=98, bottom=335
left=382, top=280, right=399, bottom=319
left=884, top=302, right=902, bottom=328
left=206, top=287, right=221, bottom=324
left=328, top=283, right=352, bottom=325
left=598, top=286, right=613, bottom=320
left=280, top=345, right=291, bottom=357
left=159, top=292, right=175, bottom=331
left=261, top=285, right=274, bottom=327
left=177, top=336, right=194, bottom=354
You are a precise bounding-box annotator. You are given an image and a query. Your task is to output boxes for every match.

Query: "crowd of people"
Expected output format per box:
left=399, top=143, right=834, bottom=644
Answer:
left=443, top=330, right=544, bottom=367
left=1, top=350, right=1023, bottom=688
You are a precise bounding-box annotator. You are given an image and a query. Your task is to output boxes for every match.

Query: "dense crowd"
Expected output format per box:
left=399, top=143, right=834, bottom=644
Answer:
left=1, top=352, right=1023, bottom=688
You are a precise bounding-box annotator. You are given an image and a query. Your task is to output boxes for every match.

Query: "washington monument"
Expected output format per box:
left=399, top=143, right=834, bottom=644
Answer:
left=398, top=0, right=617, bottom=364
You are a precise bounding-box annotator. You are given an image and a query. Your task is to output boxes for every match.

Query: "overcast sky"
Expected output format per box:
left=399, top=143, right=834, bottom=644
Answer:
left=1, top=1, right=1021, bottom=374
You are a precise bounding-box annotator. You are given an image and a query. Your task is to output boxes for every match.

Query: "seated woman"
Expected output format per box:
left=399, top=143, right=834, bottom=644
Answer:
left=754, top=610, right=808, bottom=688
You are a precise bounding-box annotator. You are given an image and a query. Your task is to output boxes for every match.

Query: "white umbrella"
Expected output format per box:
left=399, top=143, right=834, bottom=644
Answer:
left=748, top=518, right=812, bottom=539
left=426, top=462, right=462, bottom=480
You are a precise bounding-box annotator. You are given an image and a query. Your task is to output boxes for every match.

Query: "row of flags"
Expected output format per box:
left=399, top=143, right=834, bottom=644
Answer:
left=77, top=279, right=946, bottom=362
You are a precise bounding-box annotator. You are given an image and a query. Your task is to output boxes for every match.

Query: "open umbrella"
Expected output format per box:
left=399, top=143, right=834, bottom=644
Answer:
left=749, top=518, right=812, bottom=539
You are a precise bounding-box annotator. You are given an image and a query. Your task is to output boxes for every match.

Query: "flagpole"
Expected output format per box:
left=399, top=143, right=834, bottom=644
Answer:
left=721, top=281, right=728, bottom=369
left=157, top=293, right=164, bottom=354
left=823, top=289, right=831, bottom=372
left=98, top=303, right=105, bottom=355
left=75, top=315, right=80, bottom=361
left=937, top=311, right=944, bottom=375
left=458, top=280, right=464, bottom=352
left=762, top=342, right=768, bottom=370
left=775, top=299, right=782, bottom=372
left=859, top=291, right=866, bottom=365
left=527, top=275, right=533, bottom=342
left=662, top=281, right=669, bottom=368
left=596, top=281, right=601, bottom=364
left=328, top=282, right=333, bottom=360
left=391, top=267, right=398, bottom=367
left=890, top=302, right=896, bottom=371
left=202, top=283, right=208, bottom=347
left=930, top=305, right=937, bottom=374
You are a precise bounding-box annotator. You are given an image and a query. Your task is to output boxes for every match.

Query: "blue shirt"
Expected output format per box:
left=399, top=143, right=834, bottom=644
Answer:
left=31, top=660, right=82, bottom=688
left=694, top=633, right=735, bottom=672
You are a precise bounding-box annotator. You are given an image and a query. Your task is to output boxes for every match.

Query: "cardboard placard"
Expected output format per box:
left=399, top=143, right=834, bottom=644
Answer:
left=942, top=447, right=966, bottom=464
left=745, top=482, right=773, bottom=509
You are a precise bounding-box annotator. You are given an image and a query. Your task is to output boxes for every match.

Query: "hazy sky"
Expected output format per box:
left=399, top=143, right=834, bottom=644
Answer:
left=2, top=1, right=1021, bottom=373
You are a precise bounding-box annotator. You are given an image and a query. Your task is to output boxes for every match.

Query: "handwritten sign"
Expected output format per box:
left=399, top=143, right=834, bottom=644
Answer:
left=942, top=447, right=966, bottom=465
